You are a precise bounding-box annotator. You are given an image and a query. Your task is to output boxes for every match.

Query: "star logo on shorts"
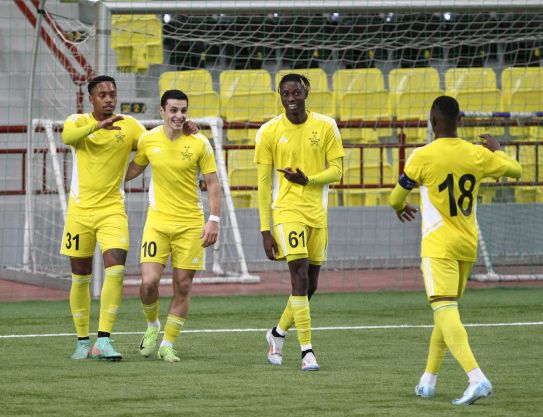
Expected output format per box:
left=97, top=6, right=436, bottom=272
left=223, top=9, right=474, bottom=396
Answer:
left=181, top=146, right=193, bottom=160
left=309, top=131, right=319, bottom=146
left=115, top=132, right=125, bottom=143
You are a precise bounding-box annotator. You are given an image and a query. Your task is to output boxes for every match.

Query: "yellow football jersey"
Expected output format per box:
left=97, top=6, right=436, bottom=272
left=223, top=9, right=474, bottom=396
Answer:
left=63, top=112, right=146, bottom=213
left=134, top=126, right=217, bottom=225
left=404, top=137, right=519, bottom=261
left=254, top=111, right=344, bottom=228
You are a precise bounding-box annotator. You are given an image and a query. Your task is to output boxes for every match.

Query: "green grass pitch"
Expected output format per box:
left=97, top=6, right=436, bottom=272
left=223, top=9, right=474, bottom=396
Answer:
left=1, top=287, right=542, bottom=417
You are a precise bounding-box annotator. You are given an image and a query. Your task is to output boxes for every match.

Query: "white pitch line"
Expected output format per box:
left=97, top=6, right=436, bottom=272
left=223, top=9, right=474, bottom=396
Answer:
left=1, top=321, right=543, bottom=339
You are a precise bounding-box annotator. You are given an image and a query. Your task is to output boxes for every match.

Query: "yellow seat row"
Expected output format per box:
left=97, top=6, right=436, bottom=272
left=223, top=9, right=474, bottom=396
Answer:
left=159, top=67, right=543, bottom=143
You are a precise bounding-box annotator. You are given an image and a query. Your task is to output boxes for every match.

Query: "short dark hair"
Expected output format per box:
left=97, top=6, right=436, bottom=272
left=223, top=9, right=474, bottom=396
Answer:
left=160, top=89, right=189, bottom=108
left=278, top=73, right=311, bottom=94
left=431, top=96, right=460, bottom=120
left=88, top=75, right=116, bottom=94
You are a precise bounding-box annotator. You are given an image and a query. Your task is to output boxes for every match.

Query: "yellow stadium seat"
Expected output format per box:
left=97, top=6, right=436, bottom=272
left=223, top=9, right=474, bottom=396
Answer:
left=389, top=68, right=441, bottom=93
left=220, top=70, right=277, bottom=122
left=338, top=91, right=392, bottom=120
left=507, top=90, right=543, bottom=140
left=230, top=190, right=258, bottom=208
left=342, top=147, right=394, bottom=206
left=389, top=68, right=441, bottom=145
left=333, top=69, right=390, bottom=143
left=159, top=70, right=219, bottom=118
left=333, top=68, right=385, bottom=93
left=111, top=15, right=162, bottom=73
left=508, top=143, right=542, bottom=183
left=227, top=149, right=257, bottom=209
left=387, top=69, right=442, bottom=143
left=501, top=67, right=543, bottom=107
left=444, top=68, right=502, bottom=138
left=226, top=128, right=259, bottom=144
left=227, top=149, right=255, bottom=171
left=394, top=90, right=442, bottom=143
left=450, top=89, right=504, bottom=139
left=445, top=67, right=497, bottom=92
left=275, top=68, right=335, bottom=117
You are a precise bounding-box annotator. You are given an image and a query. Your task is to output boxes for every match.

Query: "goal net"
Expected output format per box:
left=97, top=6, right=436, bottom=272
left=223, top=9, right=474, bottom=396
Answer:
left=0, top=1, right=542, bottom=293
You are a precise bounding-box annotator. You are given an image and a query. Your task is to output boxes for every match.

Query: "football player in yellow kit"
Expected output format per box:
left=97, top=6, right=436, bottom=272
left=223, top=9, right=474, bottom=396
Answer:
left=255, top=73, right=344, bottom=371
left=390, top=96, right=522, bottom=404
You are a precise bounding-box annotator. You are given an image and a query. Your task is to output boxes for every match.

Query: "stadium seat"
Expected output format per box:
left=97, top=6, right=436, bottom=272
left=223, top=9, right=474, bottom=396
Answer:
left=159, top=70, right=220, bottom=118
left=227, top=149, right=258, bottom=208
left=507, top=90, right=543, bottom=140
left=342, top=147, right=394, bottom=206
left=275, top=68, right=335, bottom=117
left=445, top=67, right=498, bottom=92
left=220, top=69, right=277, bottom=123
left=452, top=90, right=504, bottom=139
left=388, top=67, right=441, bottom=98
left=501, top=67, right=543, bottom=140
left=505, top=143, right=542, bottom=183
left=111, top=15, right=162, bottom=73
left=333, top=69, right=392, bottom=143
left=501, top=67, right=543, bottom=108
left=388, top=68, right=442, bottom=143
left=394, top=90, right=443, bottom=143
left=444, top=68, right=503, bottom=139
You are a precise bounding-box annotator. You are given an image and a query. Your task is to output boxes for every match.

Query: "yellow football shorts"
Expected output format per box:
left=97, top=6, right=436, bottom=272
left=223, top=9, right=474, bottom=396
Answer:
left=273, top=222, right=327, bottom=265
left=421, top=257, right=474, bottom=300
left=140, top=221, right=204, bottom=270
left=60, top=211, right=129, bottom=258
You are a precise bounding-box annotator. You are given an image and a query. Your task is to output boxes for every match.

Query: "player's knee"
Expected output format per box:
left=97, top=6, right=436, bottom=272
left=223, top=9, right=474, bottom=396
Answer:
left=140, top=279, right=159, bottom=297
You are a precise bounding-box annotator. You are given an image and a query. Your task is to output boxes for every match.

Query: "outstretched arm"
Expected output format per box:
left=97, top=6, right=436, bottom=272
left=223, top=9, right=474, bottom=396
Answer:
left=62, top=114, right=124, bottom=146
left=201, top=172, right=220, bottom=248
left=125, top=161, right=147, bottom=182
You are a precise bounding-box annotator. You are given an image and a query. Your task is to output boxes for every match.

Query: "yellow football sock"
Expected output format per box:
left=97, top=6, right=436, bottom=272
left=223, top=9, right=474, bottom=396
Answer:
left=142, top=301, right=159, bottom=323
left=70, top=273, right=91, bottom=338
left=433, top=301, right=479, bottom=373
left=425, top=325, right=447, bottom=374
left=98, top=265, right=124, bottom=333
left=290, top=295, right=311, bottom=347
left=277, top=297, right=295, bottom=333
left=163, top=314, right=185, bottom=344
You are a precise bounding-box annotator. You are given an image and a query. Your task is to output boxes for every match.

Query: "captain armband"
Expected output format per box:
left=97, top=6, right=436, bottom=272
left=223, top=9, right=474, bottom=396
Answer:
left=398, top=173, right=417, bottom=190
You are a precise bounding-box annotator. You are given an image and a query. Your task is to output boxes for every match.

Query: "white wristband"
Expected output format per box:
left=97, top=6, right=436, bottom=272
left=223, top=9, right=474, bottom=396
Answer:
left=208, top=215, right=220, bottom=224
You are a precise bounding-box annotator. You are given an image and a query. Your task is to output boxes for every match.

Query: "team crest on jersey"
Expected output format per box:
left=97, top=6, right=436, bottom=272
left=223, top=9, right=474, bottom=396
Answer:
left=115, top=132, right=125, bottom=143
left=181, top=146, right=193, bottom=160
left=309, top=131, right=320, bottom=146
